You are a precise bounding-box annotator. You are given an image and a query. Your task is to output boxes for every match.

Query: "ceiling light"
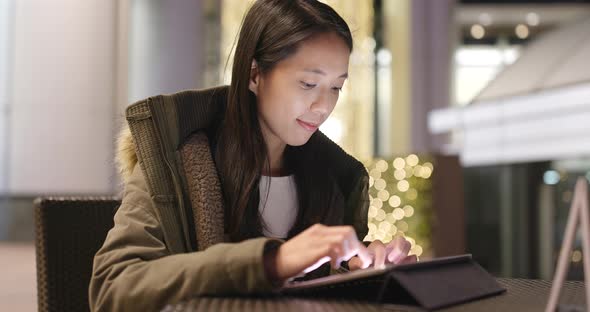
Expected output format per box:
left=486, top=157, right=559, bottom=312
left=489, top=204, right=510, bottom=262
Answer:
left=470, top=24, right=485, bottom=40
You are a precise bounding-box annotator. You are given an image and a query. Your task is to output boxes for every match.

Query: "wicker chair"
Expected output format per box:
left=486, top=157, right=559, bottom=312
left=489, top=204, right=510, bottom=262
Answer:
left=34, top=197, right=120, bottom=312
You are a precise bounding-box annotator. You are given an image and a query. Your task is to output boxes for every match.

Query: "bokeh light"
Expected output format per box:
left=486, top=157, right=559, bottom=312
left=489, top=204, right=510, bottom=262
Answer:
left=365, top=155, right=434, bottom=259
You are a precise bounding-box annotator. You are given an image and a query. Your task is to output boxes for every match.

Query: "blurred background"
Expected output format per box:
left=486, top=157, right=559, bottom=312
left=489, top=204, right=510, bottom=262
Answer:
left=1, top=0, right=590, bottom=309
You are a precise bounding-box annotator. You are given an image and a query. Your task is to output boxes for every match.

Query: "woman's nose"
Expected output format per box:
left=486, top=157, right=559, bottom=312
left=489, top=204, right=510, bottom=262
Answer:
left=311, top=90, right=335, bottom=118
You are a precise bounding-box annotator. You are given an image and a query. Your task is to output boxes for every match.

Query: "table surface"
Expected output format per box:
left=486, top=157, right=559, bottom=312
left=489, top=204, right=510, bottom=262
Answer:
left=162, top=278, right=586, bottom=312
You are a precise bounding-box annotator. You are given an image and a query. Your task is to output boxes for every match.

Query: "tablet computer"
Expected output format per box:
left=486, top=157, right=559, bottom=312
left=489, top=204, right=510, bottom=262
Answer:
left=280, top=254, right=506, bottom=310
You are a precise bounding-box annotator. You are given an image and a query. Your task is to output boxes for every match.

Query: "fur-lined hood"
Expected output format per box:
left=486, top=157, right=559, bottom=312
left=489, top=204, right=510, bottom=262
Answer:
left=115, top=86, right=229, bottom=185
left=114, top=86, right=230, bottom=184
left=115, top=125, right=137, bottom=184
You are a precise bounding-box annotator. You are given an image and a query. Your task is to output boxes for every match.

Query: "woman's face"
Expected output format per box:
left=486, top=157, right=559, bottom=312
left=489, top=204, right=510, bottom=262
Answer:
left=249, top=32, right=350, bottom=148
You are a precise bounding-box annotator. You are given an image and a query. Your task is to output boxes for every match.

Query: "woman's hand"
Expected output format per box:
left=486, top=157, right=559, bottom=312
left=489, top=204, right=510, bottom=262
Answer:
left=264, top=224, right=373, bottom=284
left=347, top=236, right=417, bottom=271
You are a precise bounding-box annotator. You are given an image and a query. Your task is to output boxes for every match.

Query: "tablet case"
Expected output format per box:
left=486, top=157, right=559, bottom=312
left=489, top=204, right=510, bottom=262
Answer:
left=280, top=254, right=506, bottom=310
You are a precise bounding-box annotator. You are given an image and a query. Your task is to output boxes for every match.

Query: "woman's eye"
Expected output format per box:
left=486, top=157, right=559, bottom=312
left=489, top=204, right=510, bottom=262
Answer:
left=332, top=86, right=343, bottom=93
left=300, top=81, right=317, bottom=89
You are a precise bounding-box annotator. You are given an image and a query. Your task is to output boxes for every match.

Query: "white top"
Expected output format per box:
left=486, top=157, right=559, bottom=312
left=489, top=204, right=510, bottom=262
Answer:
left=258, top=175, right=298, bottom=239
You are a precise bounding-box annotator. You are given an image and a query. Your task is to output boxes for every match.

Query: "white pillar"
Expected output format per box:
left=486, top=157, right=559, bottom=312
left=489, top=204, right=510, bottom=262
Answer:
left=0, top=1, right=14, bottom=194
left=128, top=0, right=204, bottom=103
left=10, top=0, right=119, bottom=195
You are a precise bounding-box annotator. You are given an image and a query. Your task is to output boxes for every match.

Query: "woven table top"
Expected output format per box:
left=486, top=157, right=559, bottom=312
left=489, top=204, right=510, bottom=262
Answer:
left=162, top=278, right=585, bottom=312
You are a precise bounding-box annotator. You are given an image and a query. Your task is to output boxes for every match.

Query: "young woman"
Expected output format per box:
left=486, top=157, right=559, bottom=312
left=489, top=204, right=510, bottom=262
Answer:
left=90, top=1, right=415, bottom=311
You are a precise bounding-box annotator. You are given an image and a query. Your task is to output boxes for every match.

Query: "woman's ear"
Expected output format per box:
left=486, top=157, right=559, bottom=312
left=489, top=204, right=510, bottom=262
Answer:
left=249, top=59, right=259, bottom=95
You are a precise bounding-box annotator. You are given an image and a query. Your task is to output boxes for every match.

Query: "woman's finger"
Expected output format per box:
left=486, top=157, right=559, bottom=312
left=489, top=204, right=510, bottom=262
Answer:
left=330, top=248, right=344, bottom=269
left=385, top=235, right=405, bottom=250
left=303, top=256, right=331, bottom=274
left=387, top=237, right=412, bottom=263
left=401, top=240, right=411, bottom=256
left=385, top=236, right=402, bottom=262
left=325, top=235, right=361, bottom=270
left=397, top=254, right=418, bottom=265
left=307, top=225, right=374, bottom=271
left=348, top=256, right=363, bottom=271
left=329, top=227, right=372, bottom=269
left=373, top=244, right=386, bottom=269
left=354, top=241, right=372, bottom=268
left=324, top=240, right=343, bottom=269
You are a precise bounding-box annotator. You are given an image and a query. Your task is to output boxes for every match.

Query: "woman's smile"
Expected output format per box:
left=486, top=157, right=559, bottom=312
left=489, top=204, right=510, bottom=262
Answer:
left=297, top=119, right=319, bottom=132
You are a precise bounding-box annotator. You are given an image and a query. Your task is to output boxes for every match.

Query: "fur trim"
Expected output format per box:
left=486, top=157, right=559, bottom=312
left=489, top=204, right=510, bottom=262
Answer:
left=116, top=125, right=138, bottom=183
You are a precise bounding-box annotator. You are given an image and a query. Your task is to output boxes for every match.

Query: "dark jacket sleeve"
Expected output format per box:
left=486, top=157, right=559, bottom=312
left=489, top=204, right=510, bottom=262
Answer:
left=89, top=165, right=282, bottom=312
left=346, top=171, right=370, bottom=242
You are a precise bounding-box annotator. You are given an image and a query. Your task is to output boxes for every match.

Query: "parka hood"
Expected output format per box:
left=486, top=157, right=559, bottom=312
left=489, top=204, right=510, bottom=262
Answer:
left=116, top=125, right=137, bottom=183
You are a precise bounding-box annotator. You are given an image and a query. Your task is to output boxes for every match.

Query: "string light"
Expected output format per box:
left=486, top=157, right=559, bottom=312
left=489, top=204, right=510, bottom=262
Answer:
left=406, top=154, right=419, bottom=167
left=394, top=169, right=406, bottom=181
left=369, top=169, right=381, bottom=179
left=393, top=208, right=405, bottom=220
left=405, top=166, right=414, bottom=178
left=421, top=163, right=433, bottom=179
left=379, top=221, right=391, bottom=232
left=411, top=245, right=423, bottom=257
left=365, top=156, right=434, bottom=256
left=378, top=190, right=390, bottom=201
left=389, top=225, right=398, bottom=236
left=388, top=195, right=401, bottom=208
left=403, top=205, right=415, bottom=217
left=368, top=206, right=378, bottom=218
left=375, top=209, right=386, bottom=221
left=368, top=223, right=377, bottom=234
left=374, top=178, right=386, bottom=190
left=376, top=159, right=389, bottom=172
left=397, top=180, right=410, bottom=192
left=393, top=158, right=406, bottom=170
left=421, top=167, right=432, bottom=179
left=386, top=213, right=396, bottom=223
left=413, top=165, right=423, bottom=177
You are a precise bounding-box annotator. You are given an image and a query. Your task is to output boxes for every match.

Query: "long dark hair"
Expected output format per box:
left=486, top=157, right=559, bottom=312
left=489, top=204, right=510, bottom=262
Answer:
left=215, top=0, right=353, bottom=242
